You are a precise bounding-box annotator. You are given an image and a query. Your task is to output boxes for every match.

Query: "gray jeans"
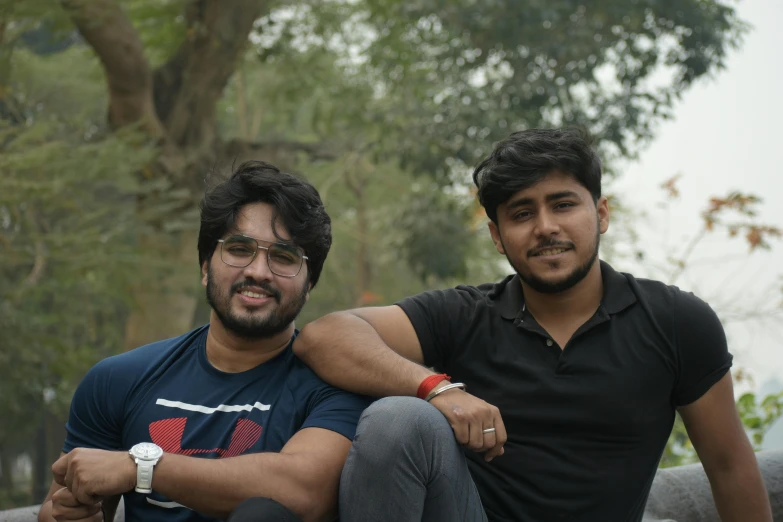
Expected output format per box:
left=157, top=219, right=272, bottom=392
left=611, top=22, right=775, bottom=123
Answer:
left=339, top=397, right=488, bottom=522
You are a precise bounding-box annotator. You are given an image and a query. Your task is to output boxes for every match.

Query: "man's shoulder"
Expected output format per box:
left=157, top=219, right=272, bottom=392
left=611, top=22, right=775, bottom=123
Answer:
left=408, top=275, right=515, bottom=303
left=623, top=271, right=707, bottom=308
left=396, top=276, right=518, bottom=331
left=626, top=272, right=679, bottom=300
left=618, top=269, right=717, bottom=327
left=287, top=344, right=372, bottom=405
left=288, top=349, right=349, bottom=392
left=84, top=326, right=207, bottom=384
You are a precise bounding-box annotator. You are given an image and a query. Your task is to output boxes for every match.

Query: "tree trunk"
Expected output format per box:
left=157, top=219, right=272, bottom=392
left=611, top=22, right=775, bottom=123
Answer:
left=345, top=167, right=372, bottom=306
left=123, top=232, right=200, bottom=350
left=0, top=444, right=13, bottom=491
left=60, top=0, right=164, bottom=136
left=61, top=0, right=272, bottom=349
left=32, top=418, right=48, bottom=503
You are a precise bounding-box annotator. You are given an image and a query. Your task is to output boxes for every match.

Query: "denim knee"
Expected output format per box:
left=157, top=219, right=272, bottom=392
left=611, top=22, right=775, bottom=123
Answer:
left=354, top=396, right=453, bottom=451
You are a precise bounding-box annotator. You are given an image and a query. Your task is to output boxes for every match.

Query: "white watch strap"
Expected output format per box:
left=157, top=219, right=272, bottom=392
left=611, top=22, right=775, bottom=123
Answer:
left=135, top=460, right=156, bottom=494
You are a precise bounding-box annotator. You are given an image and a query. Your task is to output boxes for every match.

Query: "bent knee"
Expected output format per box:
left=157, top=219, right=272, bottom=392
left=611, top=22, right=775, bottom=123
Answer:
left=356, top=396, right=452, bottom=443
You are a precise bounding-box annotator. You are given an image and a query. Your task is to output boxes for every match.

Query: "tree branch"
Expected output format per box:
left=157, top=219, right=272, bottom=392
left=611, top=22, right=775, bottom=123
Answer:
left=153, top=0, right=268, bottom=149
left=60, top=0, right=164, bottom=137
left=222, top=138, right=337, bottom=164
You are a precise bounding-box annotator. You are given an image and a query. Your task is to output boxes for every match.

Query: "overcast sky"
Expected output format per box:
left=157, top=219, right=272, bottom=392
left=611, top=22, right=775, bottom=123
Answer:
left=609, top=0, right=783, bottom=405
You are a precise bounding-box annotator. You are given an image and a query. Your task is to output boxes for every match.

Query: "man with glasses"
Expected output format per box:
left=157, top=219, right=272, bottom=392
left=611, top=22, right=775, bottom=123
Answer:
left=38, top=161, right=371, bottom=522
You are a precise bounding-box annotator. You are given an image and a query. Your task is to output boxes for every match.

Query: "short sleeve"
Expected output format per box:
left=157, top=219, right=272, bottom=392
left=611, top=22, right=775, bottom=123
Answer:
left=396, top=288, right=471, bottom=371
left=300, top=384, right=373, bottom=441
left=672, top=290, right=733, bottom=406
left=63, top=359, right=124, bottom=453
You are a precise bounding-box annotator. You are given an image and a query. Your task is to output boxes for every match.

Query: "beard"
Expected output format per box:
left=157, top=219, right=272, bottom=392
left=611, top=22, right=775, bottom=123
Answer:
left=205, top=263, right=308, bottom=340
left=507, top=220, right=601, bottom=294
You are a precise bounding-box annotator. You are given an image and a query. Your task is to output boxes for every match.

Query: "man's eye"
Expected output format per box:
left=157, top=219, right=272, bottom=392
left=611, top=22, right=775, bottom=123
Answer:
left=271, top=252, right=297, bottom=264
left=555, top=202, right=574, bottom=210
left=228, top=246, right=254, bottom=255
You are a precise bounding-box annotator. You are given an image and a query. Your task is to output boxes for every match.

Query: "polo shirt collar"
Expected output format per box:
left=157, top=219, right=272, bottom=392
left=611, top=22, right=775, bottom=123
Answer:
left=494, top=274, right=525, bottom=320
left=599, top=260, right=637, bottom=314
left=493, top=260, right=636, bottom=320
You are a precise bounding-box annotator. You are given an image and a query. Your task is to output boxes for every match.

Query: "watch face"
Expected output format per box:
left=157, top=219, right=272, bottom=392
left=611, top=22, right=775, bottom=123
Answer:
left=131, top=442, right=163, bottom=460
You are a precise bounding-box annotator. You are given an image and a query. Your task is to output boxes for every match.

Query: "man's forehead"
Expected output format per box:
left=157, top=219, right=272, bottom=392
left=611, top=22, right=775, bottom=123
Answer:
left=233, top=204, right=292, bottom=242
left=229, top=226, right=292, bottom=244
left=503, top=176, right=587, bottom=205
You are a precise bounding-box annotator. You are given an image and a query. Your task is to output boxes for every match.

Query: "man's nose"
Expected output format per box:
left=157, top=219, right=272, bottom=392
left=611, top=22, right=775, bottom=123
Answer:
left=533, top=210, right=561, bottom=236
left=242, top=248, right=274, bottom=280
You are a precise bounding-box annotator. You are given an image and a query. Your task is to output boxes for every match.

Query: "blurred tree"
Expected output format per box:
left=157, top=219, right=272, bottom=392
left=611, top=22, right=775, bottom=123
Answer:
left=633, top=177, right=783, bottom=467
left=25, top=0, right=744, bottom=347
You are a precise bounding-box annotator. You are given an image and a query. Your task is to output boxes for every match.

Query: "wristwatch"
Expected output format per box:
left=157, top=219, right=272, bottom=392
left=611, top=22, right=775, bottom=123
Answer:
left=128, top=442, right=164, bottom=494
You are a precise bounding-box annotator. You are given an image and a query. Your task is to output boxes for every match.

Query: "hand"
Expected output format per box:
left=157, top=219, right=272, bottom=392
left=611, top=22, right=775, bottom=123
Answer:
left=428, top=385, right=507, bottom=462
left=52, top=448, right=136, bottom=504
left=50, top=487, right=103, bottom=521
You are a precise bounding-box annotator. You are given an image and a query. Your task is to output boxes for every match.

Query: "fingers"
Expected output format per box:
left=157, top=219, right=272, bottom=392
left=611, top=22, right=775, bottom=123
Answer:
left=71, top=473, right=98, bottom=506
left=51, top=502, right=102, bottom=521
left=51, top=487, right=102, bottom=521
left=431, top=390, right=507, bottom=460
left=467, top=418, right=486, bottom=451
left=52, top=454, right=70, bottom=486
left=65, top=454, right=76, bottom=491
left=484, top=408, right=508, bottom=462
left=53, top=471, right=66, bottom=487
left=449, top=404, right=470, bottom=446
left=480, top=426, right=497, bottom=455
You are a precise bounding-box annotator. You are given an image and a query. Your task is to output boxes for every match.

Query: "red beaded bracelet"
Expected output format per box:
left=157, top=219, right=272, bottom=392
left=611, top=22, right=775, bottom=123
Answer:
left=416, top=373, right=450, bottom=400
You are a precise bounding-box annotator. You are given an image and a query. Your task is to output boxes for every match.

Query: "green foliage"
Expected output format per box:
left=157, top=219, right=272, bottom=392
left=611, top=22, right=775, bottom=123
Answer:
left=738, top=391, right=783, bottom=448
left=660, top=391, right=783, bottom=468
left=0, top=45, right=161, bottom=501
left=289, top=0, right=747, bottom=178
left=119, top=0, right=187, bottom=66
left=394, top=187, right=475, bottom=283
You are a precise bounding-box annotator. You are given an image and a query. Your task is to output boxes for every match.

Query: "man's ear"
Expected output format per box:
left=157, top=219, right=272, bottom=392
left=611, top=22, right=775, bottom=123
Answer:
left=488, top=221, right=506, bottom=255
left=597, top=196, right=610, bottom=234
left=201, top=261, right=209, bottom=287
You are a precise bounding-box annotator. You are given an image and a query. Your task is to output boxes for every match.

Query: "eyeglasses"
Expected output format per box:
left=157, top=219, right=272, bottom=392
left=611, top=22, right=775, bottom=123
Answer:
left=217, top=235, right=308, bottom=278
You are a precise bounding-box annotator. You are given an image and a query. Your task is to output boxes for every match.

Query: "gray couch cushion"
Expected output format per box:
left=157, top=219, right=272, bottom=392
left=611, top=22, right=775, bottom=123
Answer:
left=642, top=450, right=782, bottom=522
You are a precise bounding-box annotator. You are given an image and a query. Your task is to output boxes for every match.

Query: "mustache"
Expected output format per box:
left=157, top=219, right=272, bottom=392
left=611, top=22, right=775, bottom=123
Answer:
left=231, top=280, right=281, bottom=301
left=527, top=240, right=575, bottom=257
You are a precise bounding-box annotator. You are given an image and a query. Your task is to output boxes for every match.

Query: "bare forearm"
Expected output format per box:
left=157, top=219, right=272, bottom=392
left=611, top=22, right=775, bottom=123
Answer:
left=710, top=462, right=772, bottom=522
left=296, top=312, right=432, bottom=397
left=152, top=452, right=330, bottom=521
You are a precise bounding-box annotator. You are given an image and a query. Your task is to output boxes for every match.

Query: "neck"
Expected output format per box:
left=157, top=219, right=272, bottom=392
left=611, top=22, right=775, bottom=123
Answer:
left=521, top=261, right=604, bottom=324
left=205, top=313, right=295, bottom=373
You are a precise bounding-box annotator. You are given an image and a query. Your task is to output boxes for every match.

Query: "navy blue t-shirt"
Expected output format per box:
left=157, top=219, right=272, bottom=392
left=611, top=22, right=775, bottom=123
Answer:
left=63, top=325, right=371, bottom=522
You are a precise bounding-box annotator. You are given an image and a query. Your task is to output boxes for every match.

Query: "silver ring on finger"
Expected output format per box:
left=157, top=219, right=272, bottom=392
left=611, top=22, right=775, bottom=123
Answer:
left=482, top=428, right=496, bottom=434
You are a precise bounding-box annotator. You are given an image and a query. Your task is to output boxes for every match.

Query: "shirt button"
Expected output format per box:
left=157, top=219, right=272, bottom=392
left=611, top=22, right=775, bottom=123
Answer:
left=546, top=339, right=554, bottom=347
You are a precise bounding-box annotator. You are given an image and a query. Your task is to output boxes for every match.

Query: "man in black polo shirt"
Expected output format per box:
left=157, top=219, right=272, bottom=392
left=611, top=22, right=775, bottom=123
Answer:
left=294, top=128, right=772, bottom=522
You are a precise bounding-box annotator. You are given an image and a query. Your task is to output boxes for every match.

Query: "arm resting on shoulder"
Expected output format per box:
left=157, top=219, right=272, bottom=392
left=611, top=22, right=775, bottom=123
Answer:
left=151, top=427, right=350, bottom=522
left=296, top=305, right=509, bottom=461
left=294, top=306, right=434, bottom=397
left=679, top=372, right=773, bottom=522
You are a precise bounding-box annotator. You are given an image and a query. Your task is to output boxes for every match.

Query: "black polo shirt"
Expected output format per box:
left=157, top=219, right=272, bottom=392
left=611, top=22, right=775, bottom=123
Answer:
left=397, top=261, right=732, bottom=522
